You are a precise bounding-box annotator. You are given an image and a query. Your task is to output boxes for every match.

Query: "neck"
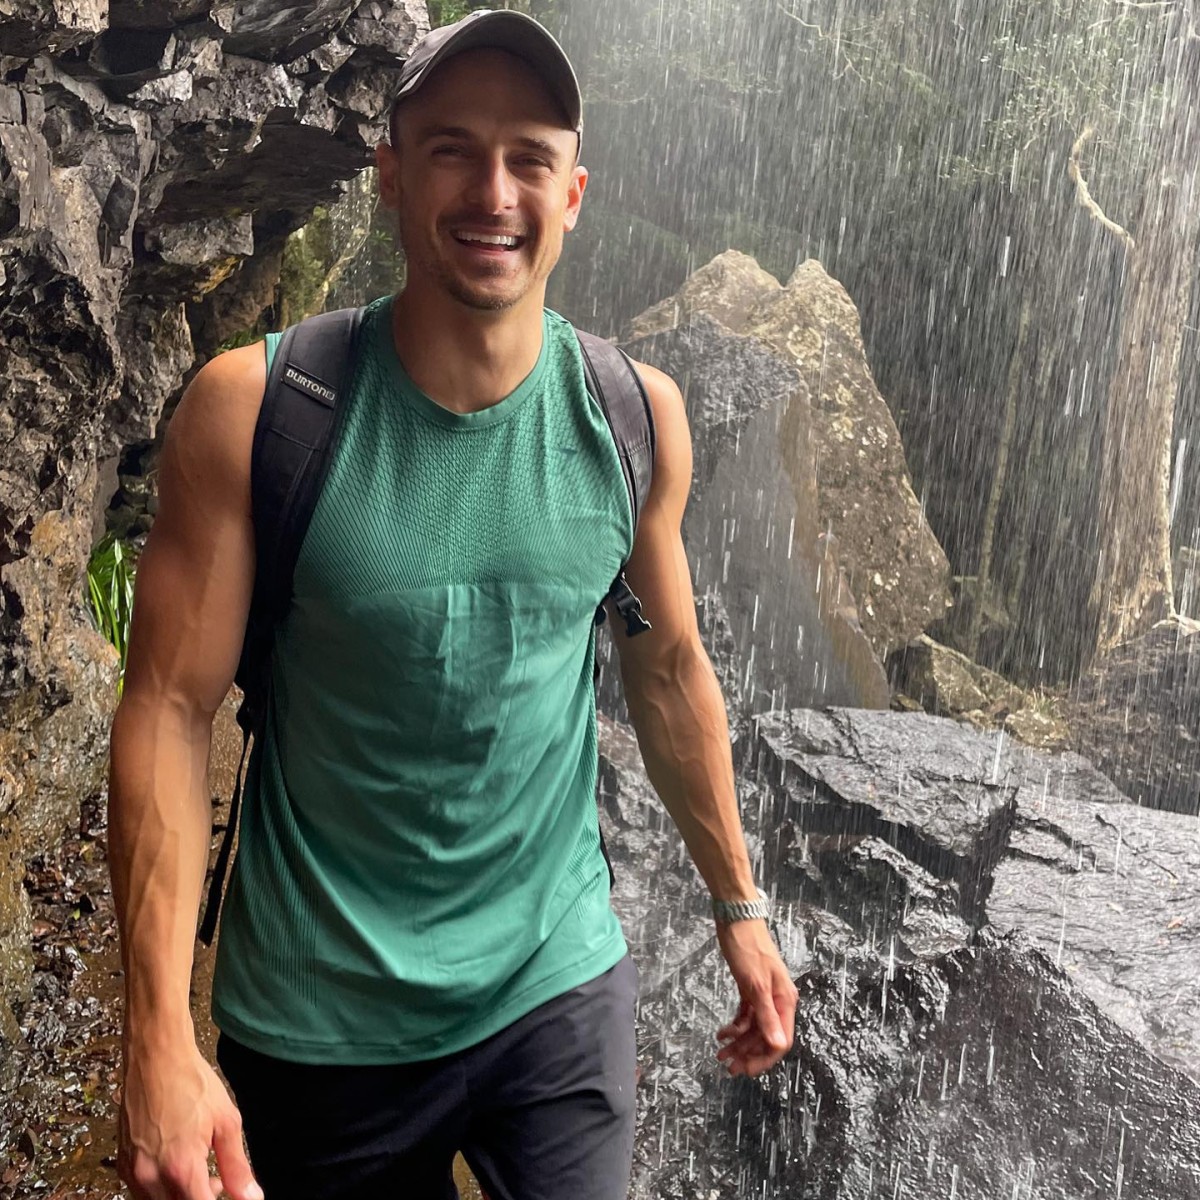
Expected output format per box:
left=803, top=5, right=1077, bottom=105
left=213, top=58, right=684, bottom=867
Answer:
left=390, top=279, right=547, bottom=414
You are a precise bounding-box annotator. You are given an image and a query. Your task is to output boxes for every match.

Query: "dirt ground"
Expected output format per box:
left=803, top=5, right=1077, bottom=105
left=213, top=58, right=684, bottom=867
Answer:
left=3, top=696, right=481, bottom=1199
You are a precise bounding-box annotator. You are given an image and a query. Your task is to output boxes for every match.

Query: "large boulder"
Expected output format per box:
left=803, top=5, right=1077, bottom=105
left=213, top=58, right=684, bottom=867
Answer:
left=600, top=712, right=1200, bottom=1198
left=0, top=0, right=425, bottom=1067
left=989, top=772, right=1200, bottom=1085
left=747, top=705, right=1200, bottom=1086
left=623, top=313, right=890, bottom=717
left=624, top=251, right=951, bottom=668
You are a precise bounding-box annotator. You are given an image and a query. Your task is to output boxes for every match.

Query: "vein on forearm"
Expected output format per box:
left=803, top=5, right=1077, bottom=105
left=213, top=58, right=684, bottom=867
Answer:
left=622, top=643, right=754, bottom=899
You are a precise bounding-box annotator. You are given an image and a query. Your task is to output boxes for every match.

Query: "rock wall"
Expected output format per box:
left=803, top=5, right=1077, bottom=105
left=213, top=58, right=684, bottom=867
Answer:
left=0, top=0, right=425, bottom=1073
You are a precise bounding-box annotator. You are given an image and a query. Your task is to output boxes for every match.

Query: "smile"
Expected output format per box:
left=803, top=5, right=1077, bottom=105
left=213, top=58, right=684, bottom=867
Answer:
left=452, top=230, right=524, bottom=250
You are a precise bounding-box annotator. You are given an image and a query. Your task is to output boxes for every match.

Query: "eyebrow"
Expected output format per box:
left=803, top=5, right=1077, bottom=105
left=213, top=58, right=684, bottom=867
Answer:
left=415, top=124, right=563, bottom=164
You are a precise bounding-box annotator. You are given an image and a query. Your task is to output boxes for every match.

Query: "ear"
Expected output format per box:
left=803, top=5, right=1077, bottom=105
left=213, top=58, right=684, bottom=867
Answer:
left=376, top=141, right=400, bottom=211
left=562, top=164, right=588, bottom=233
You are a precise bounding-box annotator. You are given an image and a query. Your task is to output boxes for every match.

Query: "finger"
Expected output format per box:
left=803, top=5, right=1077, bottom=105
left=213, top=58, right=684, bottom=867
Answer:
left=738, top=1045, right=788, bottom=1077
left=716, top=1007, right=754, bottom=1043
left=717, top=1028, right=768, bottom=1066
left=212, top=1115, right=263, bottom=1200
left=210, top=1177, right=224, bottom=1199
left=777, top=983, right=798, bottom=1049
left=751, top=983, right=789, bottom=1052
left=720, top=1028, right=787, bottom=1078
left=155, top=1154, right=217, bottom=1200
left=124, top=1152, right=176, bottom=1200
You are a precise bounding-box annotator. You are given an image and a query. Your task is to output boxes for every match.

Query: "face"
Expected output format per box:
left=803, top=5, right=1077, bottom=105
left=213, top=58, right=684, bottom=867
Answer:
left=376, top=48, right=587, bottom=313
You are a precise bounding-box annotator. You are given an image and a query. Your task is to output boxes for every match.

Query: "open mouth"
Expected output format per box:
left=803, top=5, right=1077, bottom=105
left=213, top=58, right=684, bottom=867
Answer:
left=451, top=230, right=526, bottom=252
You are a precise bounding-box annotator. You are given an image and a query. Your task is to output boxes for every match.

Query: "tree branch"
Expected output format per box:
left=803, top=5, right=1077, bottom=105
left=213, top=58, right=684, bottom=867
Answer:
left=1068, top=126, right=1135, bottom=252
left=775, top=3, right=869, bottom=81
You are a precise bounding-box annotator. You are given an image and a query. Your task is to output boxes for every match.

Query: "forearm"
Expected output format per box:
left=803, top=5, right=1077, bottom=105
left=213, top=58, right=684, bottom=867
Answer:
left=108, top=691, right=214, bottom=1049
left=621, top=642, right=757, bottom=902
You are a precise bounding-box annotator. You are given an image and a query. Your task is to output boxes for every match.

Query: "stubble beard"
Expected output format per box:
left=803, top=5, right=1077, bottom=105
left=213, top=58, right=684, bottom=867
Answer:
left=396, top=212, right=538, bottom=313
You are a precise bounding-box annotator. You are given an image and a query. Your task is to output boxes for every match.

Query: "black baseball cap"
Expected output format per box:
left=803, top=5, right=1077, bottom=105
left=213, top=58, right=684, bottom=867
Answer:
left=392, top=10, right=583, bottom=137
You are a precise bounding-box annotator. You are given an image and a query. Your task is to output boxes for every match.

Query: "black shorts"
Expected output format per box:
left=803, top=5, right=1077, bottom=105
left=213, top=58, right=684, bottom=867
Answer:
left=216, top=955, right=638, bottom=1200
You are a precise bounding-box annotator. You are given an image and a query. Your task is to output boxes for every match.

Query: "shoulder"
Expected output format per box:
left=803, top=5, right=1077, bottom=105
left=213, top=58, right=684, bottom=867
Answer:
left=628, top=358, right=691, bottom=508
left=629, top=358, right=689, bottom=460
left=629, top=360, right=684, bottom=426
left=161, top=342, right=266, bottom=511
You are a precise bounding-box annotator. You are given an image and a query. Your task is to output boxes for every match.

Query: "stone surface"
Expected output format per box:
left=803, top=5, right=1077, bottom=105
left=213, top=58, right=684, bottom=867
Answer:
left=889, top=633, right=1073, bottom=748
left=624, top=248, right=782, bottom=341
left=749, top=708, right=1018, bottom=919
left=1071, top=617, right=1200, bottom=813
left=0, top=0, right=427, bottom=1078
left=889, top=633, right=1025, bottom=718
left=990, top=780, right=1200, bottom=1084
left=600, top=713, right=1200, bottom=1199
left=624, top=250, right=951, bottom=664
left=745, top=704, right=1200, bottom=1084
left=747, top=261, right=952, bottom=659
left=0, top=491, right=118, bottom=1063
left=625, top=313, right=891, bottom=717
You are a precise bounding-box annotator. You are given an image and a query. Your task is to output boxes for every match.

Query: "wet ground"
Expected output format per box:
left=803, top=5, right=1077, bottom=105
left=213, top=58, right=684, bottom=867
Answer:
left=1, top=699, right=481, bottom=1199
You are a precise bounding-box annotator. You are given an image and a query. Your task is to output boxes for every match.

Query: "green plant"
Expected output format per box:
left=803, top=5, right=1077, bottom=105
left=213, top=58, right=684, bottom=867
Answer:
left=86, top=535, right=137, bottom=694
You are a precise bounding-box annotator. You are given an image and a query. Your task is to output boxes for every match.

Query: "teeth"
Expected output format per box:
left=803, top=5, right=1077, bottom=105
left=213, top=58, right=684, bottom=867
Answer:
left=456, top=232, right=519, bottom=247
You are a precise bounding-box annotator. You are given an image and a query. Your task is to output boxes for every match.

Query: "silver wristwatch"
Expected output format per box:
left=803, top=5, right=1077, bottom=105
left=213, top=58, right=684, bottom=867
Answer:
left=711, top=887, right=771, bottom=925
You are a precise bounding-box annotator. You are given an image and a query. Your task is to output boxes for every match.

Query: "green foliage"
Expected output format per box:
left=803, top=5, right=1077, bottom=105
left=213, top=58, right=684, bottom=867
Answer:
left=278, top=206, right=335, bottom=329
left=217, top=327, right=261, bottom=353
left=86, top=535, right=137, bottom=694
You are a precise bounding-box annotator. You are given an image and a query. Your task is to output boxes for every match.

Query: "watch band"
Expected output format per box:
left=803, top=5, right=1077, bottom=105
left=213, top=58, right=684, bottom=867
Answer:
left=711, top=887, right=770, bottom=925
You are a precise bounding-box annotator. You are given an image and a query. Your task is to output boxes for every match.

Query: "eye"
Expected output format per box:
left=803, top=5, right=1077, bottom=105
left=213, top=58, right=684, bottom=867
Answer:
left=431, top=143, right=467, bottom=158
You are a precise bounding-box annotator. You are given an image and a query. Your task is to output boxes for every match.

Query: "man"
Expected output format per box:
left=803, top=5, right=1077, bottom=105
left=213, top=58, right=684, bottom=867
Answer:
left=108, top=11, right=798, bottom=1200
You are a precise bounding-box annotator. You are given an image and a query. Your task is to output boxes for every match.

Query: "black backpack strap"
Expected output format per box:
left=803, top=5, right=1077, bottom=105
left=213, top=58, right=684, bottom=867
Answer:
left=576, top=330, right=656, bottom=637
left=198, top=305, right=364, bottom=947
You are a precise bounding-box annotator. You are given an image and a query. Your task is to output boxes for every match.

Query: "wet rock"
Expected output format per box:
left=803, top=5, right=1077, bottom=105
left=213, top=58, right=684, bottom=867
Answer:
left=1003, top=702, right=1071, bottom=750
left=1071, top=617, right=1200, bottom=813
left=989, top=780, right=1200, bottom=1085
left=625, top=248, right=782, bottom=341
left=888, top=633, right=1024, bottom=718
left=744, top=261, right=952, bottom=659
left=748, top=708, right=1018, bottom=920
left=748, top=704, right=1200, bottom=1088
left=0, top=0, right=106, bottom=58
left=624, top=252, right=950, bottom=667
left=890, top=634, right=1073, bottom=750
left=601, top=713, right=1200, bottom=1199
left=624, top=313, right=890, bottom=715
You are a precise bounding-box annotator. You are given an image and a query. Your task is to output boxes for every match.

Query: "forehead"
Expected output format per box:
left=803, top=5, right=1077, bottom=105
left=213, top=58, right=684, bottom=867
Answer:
left=392, top=47, right=573, bottom=142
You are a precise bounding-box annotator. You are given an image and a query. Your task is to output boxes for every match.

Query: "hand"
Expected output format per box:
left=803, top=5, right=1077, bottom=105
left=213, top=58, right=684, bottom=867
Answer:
left=118, top=1040, right=262, bottom=1200
left=714, top=918, right=799, bottom=1077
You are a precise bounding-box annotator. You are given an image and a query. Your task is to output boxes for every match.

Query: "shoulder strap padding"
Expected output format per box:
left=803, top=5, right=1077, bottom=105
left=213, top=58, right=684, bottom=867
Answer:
left=234, top=305, right=364, bottom=733
left=576, top=330, right=656, bottom=538
left=203, top=307, right=363, bottom=946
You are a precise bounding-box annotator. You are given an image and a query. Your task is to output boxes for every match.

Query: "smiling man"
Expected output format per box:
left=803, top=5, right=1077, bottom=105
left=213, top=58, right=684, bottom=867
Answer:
left=108, top=10, right=797, bottom=1200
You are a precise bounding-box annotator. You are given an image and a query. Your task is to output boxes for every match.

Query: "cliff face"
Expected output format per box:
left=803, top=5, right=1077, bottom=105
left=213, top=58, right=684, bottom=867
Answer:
left=0, top=0, right=425, bottom=1071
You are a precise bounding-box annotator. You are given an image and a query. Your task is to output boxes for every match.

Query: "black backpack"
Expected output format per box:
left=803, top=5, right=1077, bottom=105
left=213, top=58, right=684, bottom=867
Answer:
left=199, top=306, right=656, bottom=946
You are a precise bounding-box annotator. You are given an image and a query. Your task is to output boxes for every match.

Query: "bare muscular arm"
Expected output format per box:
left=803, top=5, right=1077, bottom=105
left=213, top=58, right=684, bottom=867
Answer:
left=108, top=344, right=264, bottom=1200
left=610, top=362, right=798, bottom=1078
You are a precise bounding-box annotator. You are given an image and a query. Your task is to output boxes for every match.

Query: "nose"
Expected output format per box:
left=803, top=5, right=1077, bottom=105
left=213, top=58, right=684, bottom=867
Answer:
left=468, top=151, right=519, bottom=215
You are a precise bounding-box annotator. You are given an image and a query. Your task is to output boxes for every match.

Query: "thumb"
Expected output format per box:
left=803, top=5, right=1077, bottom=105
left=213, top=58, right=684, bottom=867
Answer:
left=753, top=984, right=787, bottom=1050
left=213, top=1115, right=263, bottom=1200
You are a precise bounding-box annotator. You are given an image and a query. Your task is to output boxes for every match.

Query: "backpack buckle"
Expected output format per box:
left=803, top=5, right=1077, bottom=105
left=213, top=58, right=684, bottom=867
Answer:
left=607, top=572, right=652, bottom=637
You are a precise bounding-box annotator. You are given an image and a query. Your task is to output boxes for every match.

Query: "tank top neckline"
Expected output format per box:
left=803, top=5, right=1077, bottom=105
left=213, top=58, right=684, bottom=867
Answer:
left=374, top=295, right=550, bottom=431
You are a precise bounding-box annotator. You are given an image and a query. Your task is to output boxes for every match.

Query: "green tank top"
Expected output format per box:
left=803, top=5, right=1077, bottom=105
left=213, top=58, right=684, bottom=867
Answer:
left=211, top=297, right=632, bottom=1063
